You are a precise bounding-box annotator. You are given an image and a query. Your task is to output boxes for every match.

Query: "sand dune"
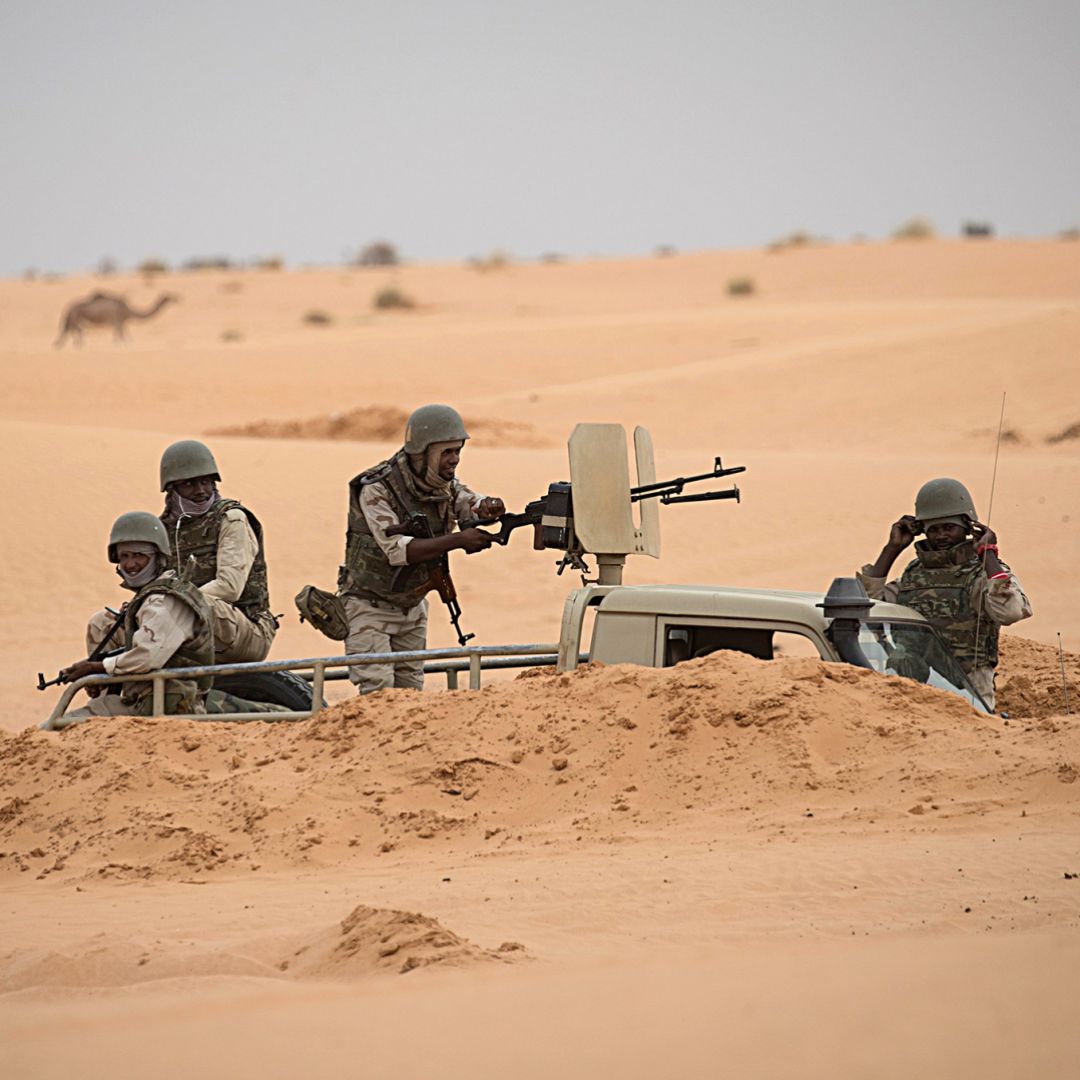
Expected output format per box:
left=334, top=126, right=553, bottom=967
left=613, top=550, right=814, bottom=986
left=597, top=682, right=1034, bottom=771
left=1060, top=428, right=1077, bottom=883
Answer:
left=2, top=242, right=1079, bottom=1078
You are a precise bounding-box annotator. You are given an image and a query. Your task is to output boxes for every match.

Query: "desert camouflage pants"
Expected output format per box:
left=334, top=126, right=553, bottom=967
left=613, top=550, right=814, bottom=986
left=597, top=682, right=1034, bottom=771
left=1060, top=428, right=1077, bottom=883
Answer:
left=343, top=595, right=428, bottom=694
left=86, top=600, right=275, bottom=665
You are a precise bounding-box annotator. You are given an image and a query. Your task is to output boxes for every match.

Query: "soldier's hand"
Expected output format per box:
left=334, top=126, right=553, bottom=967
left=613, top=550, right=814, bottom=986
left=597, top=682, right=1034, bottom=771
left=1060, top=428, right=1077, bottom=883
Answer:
left=888, top=515, right=920, bottom=549
left=970, top=521, right=998, bottom=549
left=60, top=660, right=105, bottom=684
left=475, top=498, right=505, bottom=520
left=457, top=527, right=495, bottom=553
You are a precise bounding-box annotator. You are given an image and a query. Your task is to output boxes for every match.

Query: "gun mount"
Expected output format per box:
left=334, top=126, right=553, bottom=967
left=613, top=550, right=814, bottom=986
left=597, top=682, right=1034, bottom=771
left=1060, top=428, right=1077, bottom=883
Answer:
left=473, top=424, right=745, bottom=586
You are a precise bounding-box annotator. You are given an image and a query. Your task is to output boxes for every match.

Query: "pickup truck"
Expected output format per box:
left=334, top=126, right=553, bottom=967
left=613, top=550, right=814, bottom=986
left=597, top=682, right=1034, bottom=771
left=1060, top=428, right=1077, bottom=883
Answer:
left=556, top=576, right=991, bottom=712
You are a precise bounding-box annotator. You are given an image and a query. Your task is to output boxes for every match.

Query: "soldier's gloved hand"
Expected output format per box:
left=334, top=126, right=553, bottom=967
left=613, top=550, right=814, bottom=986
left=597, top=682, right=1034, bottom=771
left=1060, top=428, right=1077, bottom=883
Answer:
left=475, top=497, right=505, bottom=520
left=458, top=528, right=495, bottom=553
left=888, top=515, right=921, bottom=549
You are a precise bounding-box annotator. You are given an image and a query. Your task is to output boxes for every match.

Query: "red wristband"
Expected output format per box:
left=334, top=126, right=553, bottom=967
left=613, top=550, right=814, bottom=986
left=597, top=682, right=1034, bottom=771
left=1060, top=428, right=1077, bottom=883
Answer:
left=989, top=571, right=1009, bottom=580
left=976, top=543, right=999, bottom=555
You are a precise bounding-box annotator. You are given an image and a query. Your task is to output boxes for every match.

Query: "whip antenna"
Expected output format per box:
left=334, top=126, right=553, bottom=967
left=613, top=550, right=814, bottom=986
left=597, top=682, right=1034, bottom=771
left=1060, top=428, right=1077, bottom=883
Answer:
left=972, top=392, right=1007, bottom=683
left=1059, top=633, right=1072, bottom=716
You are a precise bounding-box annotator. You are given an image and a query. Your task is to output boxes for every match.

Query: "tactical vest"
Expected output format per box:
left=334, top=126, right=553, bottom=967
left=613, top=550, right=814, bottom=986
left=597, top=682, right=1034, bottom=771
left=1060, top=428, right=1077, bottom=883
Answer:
left=162, top=498, right=270, bottom=619
left=338, top=451, right=453, bottom=612
left=120, top=575, right=215, bottom=713
left=895, top=542, right=999, bottom=670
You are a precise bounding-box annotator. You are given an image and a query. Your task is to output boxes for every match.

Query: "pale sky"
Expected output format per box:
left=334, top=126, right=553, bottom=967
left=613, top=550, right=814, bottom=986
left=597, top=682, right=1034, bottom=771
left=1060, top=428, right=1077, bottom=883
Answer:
left=2, top=0, right=1078, bottom=275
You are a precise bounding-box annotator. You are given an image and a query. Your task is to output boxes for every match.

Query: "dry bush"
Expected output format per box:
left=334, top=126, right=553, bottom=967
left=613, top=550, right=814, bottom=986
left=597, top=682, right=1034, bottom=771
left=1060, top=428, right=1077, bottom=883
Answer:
left=303, top=309, right=334, bottom=326
left=767, top=230, right=828, bottom=252
left=220, top=329, right=244, bottom=343
left=96, top=257, right=118, bottom=276
left=138, top=257, right=169, bottom=275
left=727, top=276, right=756, bottom=297
left=654, top=244, right=677, bottom=258
left=539, top=252, right=566, bottom=264
left=467, top=250, right=511, bottom=272
left=1047, top=421, right=1080, bottom=444
left=373, top=286, right=416, bottom=311
left=892, top=217, right=936, bottom=240
left=255, top=255, right=284, bottom=270
left=183, top=256, right=232, bottom=271
left=962, top=221, right=994, bottom=239
left=357, top=241, right=400, bottom=267
left=1060, top=227, right=1080, bottom=242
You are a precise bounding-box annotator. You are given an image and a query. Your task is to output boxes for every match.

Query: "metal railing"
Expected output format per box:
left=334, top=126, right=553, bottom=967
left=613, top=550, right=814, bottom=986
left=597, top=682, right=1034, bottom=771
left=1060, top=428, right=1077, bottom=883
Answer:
left=41, top=643, right=565, bottom=731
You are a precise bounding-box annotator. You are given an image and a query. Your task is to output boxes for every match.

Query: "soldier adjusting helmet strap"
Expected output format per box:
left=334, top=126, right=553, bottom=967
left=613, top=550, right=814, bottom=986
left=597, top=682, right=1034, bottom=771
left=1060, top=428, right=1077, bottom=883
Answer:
left=160, top=439, right=221, bottom=492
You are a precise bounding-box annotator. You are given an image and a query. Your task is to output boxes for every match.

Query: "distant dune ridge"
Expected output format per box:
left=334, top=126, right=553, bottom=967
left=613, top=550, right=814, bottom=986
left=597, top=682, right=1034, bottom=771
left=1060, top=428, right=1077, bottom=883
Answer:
left=207, top=404, right=551, bottom=447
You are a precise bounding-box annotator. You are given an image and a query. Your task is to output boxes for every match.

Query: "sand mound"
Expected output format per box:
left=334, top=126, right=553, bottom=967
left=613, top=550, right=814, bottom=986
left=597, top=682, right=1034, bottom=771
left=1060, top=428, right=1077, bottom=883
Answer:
left=282, top=903, right=521, bottom=978
left=0, top=902, right=516, bottom=991
left=997, top=636, right=1080, bottom=720
left=3, top=643, right=1078, bottom=885
left=206, top=404, right=550, bottom=447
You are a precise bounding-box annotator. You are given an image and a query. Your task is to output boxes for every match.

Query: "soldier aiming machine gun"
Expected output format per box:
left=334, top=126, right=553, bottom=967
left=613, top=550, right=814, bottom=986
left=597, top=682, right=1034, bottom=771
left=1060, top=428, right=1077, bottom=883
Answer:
left=471, top=455, right=745, bottom=578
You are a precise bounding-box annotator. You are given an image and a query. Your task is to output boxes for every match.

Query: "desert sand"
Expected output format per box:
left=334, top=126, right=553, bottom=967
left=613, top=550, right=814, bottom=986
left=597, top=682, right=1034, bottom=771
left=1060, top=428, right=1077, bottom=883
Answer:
left=1, top=241, right=1079, bottom=1078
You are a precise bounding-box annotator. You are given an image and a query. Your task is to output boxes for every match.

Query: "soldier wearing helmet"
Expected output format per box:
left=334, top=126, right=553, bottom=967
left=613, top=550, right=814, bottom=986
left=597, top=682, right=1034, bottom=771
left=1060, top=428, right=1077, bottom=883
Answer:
left=857, top=478, right=1031, bottom=709
left=59, top=511, right=216, bottom=719
left=337, top=403, right=504, bottom=693
left=158, top=439, right=277, bottom=663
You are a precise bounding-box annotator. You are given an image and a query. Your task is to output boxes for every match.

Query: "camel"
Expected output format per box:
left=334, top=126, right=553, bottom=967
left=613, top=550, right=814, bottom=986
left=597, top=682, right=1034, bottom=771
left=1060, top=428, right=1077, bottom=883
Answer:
left=54, top=291, right=178, bottom=347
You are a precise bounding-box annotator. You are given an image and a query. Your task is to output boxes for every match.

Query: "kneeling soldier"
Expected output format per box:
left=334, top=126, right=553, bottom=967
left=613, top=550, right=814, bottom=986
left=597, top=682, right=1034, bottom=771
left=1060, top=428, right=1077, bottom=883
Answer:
left=61, top=512, right=215, bottom=719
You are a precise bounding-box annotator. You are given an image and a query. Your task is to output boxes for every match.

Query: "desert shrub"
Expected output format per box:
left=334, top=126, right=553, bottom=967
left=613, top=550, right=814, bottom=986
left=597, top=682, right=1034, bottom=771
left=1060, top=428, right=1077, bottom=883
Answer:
left=962, top=221, right=994, bottom=239
left=183, top=256, right=232, bottom=271
left=727, top=276, right=756, bottom=297
left=373, top=286, right=416, bottom=311
left=303, top=309, right=334, bottom=326
left=1047, top=421, right=1080, bottom=444
left=357, top=241, right=400, bottom=267
left=1059, top=227, right=1080, bottom=242
left=654, top=244, right=677, bottom=258
left=892, top=217, right=936, bottom=240
left=767, top=230, right=829, bottom=252
left=221, top=329, right=244, bottom=343
left=539, top=252, right=566, bottom=264
left=96, top=256, right=118, bottom=276
left=138, top=257, right=169, bottom=275
left=467, top=250, right=511, bottom=272
left=255, top=255, right=284, bottom=270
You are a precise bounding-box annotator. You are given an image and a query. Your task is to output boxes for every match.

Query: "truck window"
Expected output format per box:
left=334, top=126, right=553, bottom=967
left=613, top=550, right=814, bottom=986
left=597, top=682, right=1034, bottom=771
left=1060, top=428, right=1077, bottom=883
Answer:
left=664, top=625, right=821, bottom=665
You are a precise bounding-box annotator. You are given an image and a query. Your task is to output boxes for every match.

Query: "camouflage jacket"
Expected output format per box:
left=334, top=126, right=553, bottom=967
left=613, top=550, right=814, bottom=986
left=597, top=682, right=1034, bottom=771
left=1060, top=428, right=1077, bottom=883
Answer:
left=162, top=497, right=270, bottom=619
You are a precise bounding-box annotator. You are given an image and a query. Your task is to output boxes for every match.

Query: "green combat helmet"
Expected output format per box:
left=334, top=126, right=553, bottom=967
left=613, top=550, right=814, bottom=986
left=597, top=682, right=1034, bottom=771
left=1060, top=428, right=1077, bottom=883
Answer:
left=108, top=511, right=172, bottom=562
left=914, top=478, right=978, bottom=528
left=160, top=439, right=221, bottom=492
left=403, top=404, right=469, bottom=453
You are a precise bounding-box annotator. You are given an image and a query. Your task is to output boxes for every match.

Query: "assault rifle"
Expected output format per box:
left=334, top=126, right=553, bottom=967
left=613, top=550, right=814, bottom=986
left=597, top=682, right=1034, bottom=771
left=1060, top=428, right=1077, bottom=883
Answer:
left=385, top=515, right=475, bottom=647
left=470, top=456, right=746, bottom=564
left=37, top=606, right=126, bottom=691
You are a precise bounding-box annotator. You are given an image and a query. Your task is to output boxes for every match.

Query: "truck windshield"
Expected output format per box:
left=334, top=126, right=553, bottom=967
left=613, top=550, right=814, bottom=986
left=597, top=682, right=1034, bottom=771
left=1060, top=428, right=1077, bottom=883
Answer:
left=858, top=621, right=990, bottom=713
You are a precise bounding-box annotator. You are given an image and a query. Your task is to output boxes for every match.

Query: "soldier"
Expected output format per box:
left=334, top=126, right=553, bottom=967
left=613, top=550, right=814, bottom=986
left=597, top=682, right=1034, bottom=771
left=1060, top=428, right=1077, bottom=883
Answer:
left=158, top=439, right=277, bottom=663
left=337, top=403, right=504, bottom=693
left=60, top=511, right=215, bottom=719
left=857, top=477, right=1032, bottom=710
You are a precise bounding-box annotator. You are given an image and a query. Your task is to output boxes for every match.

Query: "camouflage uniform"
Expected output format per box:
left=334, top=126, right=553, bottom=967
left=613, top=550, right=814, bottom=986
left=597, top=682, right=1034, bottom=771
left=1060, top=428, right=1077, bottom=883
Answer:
left=338, top=450, right=486, bottom=693
left=67, top=572, right=214, bottom=720
left=77, top=576, right=286, bottom=720
left=160, top=497, right=277, bottom=663
left=857, top=542, right=1032, bottom=709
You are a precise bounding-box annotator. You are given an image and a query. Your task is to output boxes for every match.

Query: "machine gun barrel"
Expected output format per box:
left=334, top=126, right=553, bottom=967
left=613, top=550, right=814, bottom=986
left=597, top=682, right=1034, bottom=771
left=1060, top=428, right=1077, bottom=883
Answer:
left=629, top=457, right=745, bottom=500
left=658, top=487, right=740, bottom=505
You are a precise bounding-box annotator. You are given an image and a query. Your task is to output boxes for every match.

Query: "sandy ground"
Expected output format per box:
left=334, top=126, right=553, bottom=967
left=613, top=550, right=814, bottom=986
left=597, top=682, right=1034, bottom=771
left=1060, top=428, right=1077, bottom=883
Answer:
left=1, top=241, right=1079, bottom=1077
